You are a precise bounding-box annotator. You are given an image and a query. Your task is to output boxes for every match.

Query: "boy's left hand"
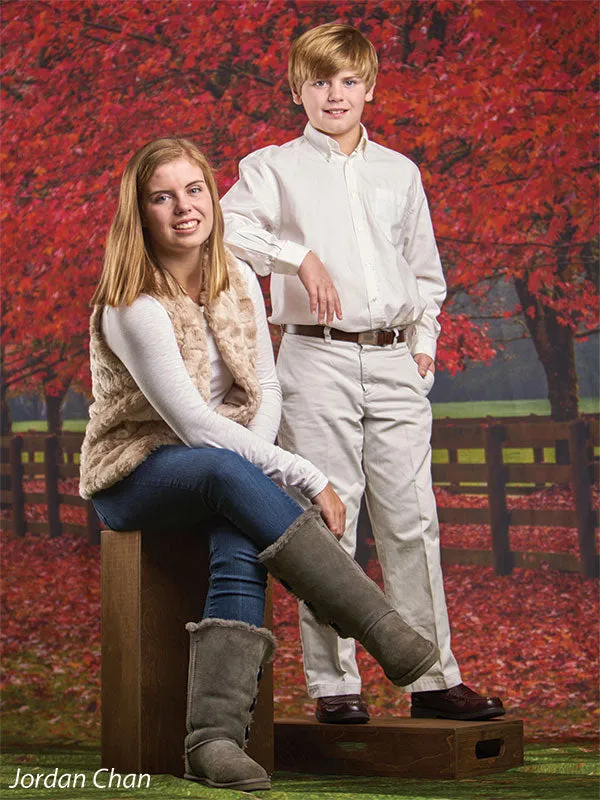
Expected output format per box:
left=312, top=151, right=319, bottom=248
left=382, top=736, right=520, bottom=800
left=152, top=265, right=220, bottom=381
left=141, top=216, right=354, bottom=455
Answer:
left=298, top=251, right=342, bottom=325
left=414, top=353, right=435, bottom=377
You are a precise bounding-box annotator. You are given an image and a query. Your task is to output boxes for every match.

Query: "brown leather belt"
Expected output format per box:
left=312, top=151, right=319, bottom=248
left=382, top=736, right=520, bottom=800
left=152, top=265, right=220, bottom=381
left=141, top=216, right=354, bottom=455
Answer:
left=284, top=324, right=405, bottom=347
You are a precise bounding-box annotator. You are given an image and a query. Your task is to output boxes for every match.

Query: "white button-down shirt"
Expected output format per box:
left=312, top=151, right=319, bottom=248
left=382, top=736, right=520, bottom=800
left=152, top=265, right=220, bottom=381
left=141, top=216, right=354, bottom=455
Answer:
left=222, top=123, right=447, bottom=359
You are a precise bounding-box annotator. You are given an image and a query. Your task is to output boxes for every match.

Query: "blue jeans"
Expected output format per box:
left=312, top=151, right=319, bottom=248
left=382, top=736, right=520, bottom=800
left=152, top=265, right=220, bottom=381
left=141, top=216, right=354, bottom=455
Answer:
left=92, top=446, right=304, bottom=627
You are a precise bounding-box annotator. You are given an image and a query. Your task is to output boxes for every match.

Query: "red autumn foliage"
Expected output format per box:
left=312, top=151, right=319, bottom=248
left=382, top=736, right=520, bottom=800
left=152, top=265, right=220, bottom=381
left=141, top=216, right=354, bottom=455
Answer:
left=1, top=1, right=597, bottom=419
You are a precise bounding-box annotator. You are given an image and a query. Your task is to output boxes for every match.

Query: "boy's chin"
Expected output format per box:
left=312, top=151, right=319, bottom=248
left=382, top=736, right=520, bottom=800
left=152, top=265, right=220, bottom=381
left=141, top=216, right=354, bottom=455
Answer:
left=314, top=119, right=359, bottom=138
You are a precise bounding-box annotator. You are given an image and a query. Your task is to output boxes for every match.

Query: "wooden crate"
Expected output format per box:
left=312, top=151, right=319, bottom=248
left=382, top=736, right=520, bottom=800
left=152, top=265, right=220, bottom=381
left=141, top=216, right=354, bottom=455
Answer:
left=101, top=529, right=274, bottom=777
left=275, top=717, right=523, bottom=779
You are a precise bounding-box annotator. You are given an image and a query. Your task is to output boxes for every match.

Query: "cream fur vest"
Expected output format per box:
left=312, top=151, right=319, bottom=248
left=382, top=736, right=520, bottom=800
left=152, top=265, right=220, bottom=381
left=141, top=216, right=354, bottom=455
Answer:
left=79, top=255, right=261, bottom=499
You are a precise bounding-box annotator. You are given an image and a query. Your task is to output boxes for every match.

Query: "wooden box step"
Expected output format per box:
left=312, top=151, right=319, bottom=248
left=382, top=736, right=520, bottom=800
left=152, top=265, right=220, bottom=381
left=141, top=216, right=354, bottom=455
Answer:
left=275, top=717, right=523, bottom=779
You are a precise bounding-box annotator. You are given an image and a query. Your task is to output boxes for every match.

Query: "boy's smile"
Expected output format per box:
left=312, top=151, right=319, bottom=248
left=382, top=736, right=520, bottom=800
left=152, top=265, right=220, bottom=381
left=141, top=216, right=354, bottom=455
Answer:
left=292, top=71, right=374, bottom=155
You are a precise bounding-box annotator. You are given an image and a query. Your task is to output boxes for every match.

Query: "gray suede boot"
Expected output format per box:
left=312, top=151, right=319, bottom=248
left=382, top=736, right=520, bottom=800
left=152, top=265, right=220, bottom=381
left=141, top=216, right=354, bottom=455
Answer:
left=183, top=618, right=275, bottom=790
left=259, top=508, right=439, bottom=686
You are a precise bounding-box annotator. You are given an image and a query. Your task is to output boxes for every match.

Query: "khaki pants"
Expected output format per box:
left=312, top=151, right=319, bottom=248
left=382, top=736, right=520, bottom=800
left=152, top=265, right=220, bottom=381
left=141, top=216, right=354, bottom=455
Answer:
left=276, top=333, right=461, bottom=696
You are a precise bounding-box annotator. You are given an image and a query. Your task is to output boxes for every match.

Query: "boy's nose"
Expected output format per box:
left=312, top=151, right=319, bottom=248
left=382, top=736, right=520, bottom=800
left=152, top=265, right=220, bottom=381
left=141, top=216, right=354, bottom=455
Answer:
left=327, top=83, right=343, bottom=101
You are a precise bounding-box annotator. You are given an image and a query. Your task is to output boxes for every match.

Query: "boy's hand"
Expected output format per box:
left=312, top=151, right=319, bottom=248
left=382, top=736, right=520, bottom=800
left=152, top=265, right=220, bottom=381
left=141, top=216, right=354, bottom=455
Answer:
left=414, top=353, right=435, bottom=377
left=313, top=483, right=346, bottom=538
left=298, top=251, right=343, bottom=325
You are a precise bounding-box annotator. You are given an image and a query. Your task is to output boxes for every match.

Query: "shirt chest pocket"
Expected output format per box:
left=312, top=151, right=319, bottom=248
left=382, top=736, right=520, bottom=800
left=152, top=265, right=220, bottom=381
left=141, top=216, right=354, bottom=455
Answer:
left=372, top=188, right=408, bottom=242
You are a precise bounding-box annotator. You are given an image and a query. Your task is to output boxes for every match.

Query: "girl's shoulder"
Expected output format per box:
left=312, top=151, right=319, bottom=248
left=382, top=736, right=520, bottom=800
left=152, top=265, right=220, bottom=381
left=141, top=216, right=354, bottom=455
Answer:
left=102, top=294, right=171, bottom=333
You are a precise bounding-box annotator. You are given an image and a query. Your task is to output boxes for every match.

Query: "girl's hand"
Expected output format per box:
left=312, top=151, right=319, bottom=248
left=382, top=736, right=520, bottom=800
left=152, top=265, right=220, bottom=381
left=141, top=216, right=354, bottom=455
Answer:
left=313, top=483, right=346, bottom=538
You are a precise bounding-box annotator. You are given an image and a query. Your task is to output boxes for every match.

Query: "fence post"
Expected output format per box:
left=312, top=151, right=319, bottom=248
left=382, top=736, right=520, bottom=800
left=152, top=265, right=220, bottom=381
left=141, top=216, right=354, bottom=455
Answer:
left=86, top=501, right=101, bottom=546
left=9, top=435, right=25, bottom=538
left=568, top=420, right=598, bottom=579
left=485, top=424, right=513, bottom=575
left=44, top=435, right=62, bottom=538
left=448, top=447, right=459, bottom=492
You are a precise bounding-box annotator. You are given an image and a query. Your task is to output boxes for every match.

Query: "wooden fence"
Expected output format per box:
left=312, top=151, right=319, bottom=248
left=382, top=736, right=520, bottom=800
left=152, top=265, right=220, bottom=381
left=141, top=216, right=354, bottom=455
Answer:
left=1, top=416, right=598, bottom=576
left=432, top=415, right=599, bottom=578
left=0, top=431, right=101, bottom=544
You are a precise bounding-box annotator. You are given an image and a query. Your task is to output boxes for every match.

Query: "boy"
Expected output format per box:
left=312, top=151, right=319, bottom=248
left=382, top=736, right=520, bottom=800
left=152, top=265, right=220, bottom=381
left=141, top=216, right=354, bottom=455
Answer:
left=222, top=23, right=504, bottom=723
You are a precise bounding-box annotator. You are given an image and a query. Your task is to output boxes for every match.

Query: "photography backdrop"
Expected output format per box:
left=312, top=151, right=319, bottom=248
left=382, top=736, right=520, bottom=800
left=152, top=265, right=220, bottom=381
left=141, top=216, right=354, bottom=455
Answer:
left=1, top=0, right=598, bottom=753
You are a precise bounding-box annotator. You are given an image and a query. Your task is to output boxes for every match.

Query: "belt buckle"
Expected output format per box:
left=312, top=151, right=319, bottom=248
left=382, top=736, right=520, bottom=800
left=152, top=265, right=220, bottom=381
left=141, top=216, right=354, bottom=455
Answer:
left=357, top=330, right=379, bottom=346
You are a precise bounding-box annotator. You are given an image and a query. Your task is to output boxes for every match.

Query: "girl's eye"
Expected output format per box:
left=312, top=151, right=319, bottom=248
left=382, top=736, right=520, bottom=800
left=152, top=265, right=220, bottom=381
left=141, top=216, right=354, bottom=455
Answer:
left=153, top=194, right=170, bottom=204
left=189, top=186, right=202, bottom=194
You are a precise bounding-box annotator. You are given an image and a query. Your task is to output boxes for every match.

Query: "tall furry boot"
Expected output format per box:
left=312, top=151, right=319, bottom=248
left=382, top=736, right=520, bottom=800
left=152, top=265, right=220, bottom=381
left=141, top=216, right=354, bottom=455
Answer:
left=183, top=618, right=275, bottom=790
left=259, top=508, right=439, bottom=686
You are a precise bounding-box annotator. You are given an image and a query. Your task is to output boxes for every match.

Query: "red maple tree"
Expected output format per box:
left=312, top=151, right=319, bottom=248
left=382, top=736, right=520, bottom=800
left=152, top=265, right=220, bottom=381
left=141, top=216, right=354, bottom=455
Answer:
left=1, top=1, right=597, bottom=428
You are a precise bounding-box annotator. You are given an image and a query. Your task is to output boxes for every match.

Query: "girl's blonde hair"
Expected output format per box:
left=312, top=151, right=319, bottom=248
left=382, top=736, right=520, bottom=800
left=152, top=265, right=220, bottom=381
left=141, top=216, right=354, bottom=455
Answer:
left=288, top=23, right=378, bottom=96
left=92, top=138, right=228, bottom=306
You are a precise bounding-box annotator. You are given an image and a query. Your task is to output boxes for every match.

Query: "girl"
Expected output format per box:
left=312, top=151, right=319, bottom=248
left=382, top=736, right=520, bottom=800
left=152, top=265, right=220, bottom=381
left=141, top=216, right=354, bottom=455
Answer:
left=79, top=138, right=438, bottom=791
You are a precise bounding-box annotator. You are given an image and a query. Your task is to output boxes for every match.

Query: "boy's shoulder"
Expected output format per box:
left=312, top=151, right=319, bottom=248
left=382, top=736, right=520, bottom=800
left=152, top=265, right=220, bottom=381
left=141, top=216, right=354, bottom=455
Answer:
left=367, top=138, right=420, bottom=176
left=239, top=135, right=306, bottom=168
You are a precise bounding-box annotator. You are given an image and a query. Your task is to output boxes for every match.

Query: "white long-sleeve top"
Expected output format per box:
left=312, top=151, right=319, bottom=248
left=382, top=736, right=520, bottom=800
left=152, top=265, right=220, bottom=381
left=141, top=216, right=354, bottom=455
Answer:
left=101, top=260, right=328, bottom=499
left=221, top=123, right=447, bottom=360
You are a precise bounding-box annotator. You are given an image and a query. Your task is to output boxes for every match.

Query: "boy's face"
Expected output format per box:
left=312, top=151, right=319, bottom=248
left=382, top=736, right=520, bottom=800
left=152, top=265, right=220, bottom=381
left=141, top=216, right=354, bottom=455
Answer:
left=292, top=70, right=374, bottom=149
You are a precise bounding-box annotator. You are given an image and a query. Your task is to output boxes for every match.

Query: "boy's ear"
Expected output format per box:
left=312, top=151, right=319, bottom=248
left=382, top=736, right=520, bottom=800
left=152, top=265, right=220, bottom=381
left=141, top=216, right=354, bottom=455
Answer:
left=365, top=82, right=375, bottom=102
left=291, top=86, right=303, bottom=105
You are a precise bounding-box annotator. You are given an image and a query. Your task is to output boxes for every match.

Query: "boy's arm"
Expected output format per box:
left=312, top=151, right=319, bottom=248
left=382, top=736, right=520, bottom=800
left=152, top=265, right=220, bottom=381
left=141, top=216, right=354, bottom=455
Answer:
left=222, top=155, right=342, bottom=324
left=402, top=170, right=447, bottom=372
left=222, top=155, right=308, bottom=276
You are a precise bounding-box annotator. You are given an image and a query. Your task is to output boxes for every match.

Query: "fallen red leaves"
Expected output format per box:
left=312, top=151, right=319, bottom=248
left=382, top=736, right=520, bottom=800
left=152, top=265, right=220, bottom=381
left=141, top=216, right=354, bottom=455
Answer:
left=272, top=562, right=599, bottom=740
left=1, top=484, right=598, bottom=745
left=435, top=485, right=600, bottom=554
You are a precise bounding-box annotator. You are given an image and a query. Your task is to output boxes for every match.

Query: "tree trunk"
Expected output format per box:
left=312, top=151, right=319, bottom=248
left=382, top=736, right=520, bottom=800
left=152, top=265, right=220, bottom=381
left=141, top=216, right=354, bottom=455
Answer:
left=1, top=385, right=11, bottom=436
left=1, top=364, right=12, bottom=507
left=513, top=277, right=579, bottom=422
left=44, top=389, right=66, bottom=435
left=513, top=276, right=578, bottom=464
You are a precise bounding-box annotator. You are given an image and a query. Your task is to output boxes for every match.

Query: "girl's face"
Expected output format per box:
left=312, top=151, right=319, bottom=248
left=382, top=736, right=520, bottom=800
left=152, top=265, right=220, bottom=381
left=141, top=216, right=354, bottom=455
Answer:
left=142, top=158, right=214, bottom=259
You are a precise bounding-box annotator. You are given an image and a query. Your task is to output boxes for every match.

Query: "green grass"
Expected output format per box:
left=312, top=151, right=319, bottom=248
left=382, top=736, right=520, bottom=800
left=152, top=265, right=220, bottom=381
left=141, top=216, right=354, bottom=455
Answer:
left=432, top=447, right=557, bottom=465
left=12, top=420, right=87, bottom=433
left=0, top=744, right=598, bottom=799
left=1, top=651, right=99, bottom=746
left=10, top=398, right=599, bottom=434
left=432, top=397, right=599, bottom=419
left=11, top=402, right=599, bottom=468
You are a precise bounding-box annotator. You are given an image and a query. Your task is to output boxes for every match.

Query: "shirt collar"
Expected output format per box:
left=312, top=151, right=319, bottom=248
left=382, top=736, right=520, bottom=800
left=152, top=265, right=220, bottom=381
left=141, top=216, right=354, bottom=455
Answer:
left=303, top=122, right=369, bottom=161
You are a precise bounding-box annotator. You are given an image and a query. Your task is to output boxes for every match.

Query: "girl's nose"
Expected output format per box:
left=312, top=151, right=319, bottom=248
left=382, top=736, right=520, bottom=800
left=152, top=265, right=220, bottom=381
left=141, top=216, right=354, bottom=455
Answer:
left=174, top=194, right=192, bottom=214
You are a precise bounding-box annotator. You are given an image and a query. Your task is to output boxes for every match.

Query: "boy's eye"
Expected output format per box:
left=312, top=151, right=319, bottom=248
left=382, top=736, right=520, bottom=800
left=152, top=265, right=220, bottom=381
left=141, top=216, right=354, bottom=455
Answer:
left=344, top=79, right=357, bottom=86
left=314, top=80, right=328, bottom=87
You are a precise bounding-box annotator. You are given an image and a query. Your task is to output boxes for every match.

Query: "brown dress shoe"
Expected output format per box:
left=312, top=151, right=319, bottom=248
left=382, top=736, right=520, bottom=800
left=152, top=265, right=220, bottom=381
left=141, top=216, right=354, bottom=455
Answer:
left=316, top=694, right=370, bottom=724
left=411, top=683, right=505, bottom=721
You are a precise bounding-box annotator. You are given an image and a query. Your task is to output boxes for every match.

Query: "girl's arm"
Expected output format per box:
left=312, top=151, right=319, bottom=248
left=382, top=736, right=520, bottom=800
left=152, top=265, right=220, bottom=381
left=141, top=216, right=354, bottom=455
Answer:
left=242, top=262, right=282, bottom=444
left=102, top=296, right=328, bottom=499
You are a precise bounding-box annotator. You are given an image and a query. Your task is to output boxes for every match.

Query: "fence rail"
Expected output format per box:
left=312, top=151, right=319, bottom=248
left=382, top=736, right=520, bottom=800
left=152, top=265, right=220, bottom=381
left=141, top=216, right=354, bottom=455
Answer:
left=430, top=416, right=598, bottom=578
left=1, top=416, right=598, bottom=575
left=0, top=431, right=100, bottom=544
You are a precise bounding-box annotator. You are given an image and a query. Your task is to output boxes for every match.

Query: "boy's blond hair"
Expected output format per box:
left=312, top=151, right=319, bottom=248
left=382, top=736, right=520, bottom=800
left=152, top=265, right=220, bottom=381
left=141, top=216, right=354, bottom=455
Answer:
left=288, top=23, right=378, bottom=96
left=92, top=138, right=228, bottom=307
